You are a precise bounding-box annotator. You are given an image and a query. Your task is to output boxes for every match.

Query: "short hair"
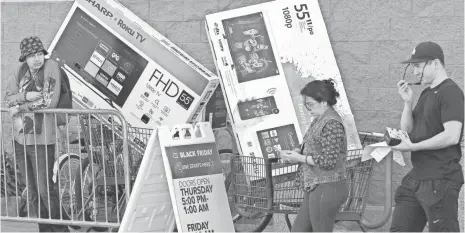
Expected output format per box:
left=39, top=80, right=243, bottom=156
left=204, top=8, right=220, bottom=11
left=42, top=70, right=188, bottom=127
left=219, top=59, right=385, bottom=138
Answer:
left=420, top=59, right=445, bottom=68
left=434, top=59, right=446, bottom=67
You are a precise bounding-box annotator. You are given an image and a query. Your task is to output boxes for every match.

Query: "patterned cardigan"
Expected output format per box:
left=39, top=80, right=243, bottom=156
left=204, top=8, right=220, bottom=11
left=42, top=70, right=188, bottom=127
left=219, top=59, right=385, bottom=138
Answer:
left=297, top=114, right=347, bottom=192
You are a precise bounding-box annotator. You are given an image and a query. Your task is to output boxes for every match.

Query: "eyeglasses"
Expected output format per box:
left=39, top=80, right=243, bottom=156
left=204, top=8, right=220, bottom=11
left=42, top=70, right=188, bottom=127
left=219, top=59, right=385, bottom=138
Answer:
left=402, top=62, right=428, bottom=85
left=304, top=101, right=318, bottom=110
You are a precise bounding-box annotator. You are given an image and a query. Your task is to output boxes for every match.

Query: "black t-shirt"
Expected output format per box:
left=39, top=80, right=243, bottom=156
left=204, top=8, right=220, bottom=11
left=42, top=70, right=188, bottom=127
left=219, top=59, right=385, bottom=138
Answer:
left=409, top=79, right=464, bottom=183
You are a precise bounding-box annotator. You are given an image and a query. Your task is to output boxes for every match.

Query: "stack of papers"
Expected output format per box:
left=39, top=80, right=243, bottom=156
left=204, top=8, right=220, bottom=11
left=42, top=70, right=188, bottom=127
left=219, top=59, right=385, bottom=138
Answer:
left=361, top=141, right=406, bottom=166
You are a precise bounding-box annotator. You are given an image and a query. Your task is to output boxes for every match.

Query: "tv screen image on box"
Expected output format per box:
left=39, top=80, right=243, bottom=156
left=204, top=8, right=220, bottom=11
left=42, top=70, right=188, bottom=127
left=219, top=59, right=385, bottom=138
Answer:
left=50, top=7, right=148, bottom=108
left=237, top=96, right=279, bottom=120
left=256, top=124, right=299, bottom=159
left=222, top=12, right=279, bottom=83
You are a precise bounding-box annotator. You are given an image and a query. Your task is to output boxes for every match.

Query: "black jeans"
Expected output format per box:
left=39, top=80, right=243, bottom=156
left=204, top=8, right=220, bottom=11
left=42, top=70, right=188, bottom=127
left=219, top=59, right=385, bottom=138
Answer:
left=15, top=141, right=69, bottom=232
left=390, top=174, right=462, bottom=232
left=291, top=180, right=349, bottom=232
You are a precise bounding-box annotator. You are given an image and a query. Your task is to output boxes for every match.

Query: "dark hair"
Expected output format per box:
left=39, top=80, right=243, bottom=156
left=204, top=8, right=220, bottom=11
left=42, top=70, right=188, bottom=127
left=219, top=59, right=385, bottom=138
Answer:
left=300, top=79, right=340, bottom=106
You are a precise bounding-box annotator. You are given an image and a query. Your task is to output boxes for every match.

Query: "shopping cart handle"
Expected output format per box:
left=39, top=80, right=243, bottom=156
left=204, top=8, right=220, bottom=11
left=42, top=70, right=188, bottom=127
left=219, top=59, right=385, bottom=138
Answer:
left=360, top=152, right=393, bottom=229
left=270, top=157, right=280, bottom=163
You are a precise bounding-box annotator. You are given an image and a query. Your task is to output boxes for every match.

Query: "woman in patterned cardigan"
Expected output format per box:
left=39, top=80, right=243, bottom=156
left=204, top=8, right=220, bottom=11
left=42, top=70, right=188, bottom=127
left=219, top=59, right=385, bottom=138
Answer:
left=279, top=79, right=349, bottom=232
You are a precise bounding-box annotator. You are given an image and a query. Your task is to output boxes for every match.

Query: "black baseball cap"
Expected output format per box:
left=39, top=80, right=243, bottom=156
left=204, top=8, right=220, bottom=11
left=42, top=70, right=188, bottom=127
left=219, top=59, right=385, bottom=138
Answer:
left=401, top=41, right=444, bottom=64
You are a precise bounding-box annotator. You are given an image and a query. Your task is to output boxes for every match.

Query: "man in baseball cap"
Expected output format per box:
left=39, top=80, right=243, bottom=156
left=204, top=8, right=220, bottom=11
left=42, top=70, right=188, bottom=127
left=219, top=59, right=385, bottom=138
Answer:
left=390, top=41, right=464, bottom=232
left=401, top=41, right=445, bottom=64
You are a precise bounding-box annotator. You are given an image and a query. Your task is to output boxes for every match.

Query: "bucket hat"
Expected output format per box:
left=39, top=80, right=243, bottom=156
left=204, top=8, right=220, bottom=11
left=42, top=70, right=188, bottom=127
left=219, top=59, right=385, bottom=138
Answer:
left=19, top=36, right=48, bottom=62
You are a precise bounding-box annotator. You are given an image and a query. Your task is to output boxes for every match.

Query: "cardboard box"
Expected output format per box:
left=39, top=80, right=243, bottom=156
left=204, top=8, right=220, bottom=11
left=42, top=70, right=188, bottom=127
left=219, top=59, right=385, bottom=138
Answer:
left=46, top=1, right=218, bottom=230
left=384, top=127, right=410, bottom=146
left=48, top=0, right=219, bottom=130
left=205, top=0, right=362, bottom=164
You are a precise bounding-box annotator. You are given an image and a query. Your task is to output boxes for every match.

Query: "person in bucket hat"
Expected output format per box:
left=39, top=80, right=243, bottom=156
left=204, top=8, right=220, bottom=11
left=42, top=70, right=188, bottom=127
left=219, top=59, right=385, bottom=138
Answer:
left=4, top=36, right=69, bottom=232
left=18, top=36, right=49, bottom=62
left=390, top=41, right=464, bottom=232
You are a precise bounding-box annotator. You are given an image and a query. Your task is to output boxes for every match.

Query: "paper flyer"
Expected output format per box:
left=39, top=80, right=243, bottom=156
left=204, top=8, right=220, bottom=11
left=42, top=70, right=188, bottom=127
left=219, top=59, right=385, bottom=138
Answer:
left=362, top=141, right=406, bottom=166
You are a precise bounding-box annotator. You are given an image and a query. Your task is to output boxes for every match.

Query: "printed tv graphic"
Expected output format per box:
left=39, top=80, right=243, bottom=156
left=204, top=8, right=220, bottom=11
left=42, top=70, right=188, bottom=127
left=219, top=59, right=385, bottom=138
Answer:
left=256, top=124, right=299, bottom=159
left=50, top=7, right=148, bottom=108
left=206, top=0, right=363, bottom=152
left=222, top=12, right=279, bottom=83
left=237, top=96, right=279, bottom=120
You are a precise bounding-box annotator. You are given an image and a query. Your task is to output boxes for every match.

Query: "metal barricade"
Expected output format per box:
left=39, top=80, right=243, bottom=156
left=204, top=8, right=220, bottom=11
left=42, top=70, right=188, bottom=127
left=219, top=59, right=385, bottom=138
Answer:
left=0, top=108, right=152, bottom=231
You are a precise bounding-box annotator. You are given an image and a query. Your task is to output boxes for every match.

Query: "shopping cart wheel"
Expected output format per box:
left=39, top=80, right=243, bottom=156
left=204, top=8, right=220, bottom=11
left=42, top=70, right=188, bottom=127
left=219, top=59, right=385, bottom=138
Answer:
left=221, top=150, right=273, bottom=232
left=57, top=154, right=82, bottom=230
left=226, top=177, right=273, bottom=232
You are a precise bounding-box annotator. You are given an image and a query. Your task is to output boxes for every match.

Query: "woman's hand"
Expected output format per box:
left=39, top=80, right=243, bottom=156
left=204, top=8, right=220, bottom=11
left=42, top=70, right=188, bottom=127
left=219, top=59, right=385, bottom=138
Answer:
left=279, top=150, right=305, bottom=164
left=26, top=92, right=43, bottom=102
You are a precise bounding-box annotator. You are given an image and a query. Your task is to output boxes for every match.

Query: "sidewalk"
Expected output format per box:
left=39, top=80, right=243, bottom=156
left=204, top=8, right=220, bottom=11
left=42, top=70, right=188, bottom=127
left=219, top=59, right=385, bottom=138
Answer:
left=1, top=196, right=81, bottom=232
left=272, top=205, right=429, bottom=232
left=1, top=220, right=38, bottom=232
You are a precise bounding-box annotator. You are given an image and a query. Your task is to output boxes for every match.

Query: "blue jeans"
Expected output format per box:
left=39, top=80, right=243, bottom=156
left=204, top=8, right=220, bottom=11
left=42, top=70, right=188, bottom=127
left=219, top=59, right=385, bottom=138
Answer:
left=14, top=141, right=69, bottom=232
left=291, top=180, right=349, bottom=232
left=390, top=174, right=462, bottom=232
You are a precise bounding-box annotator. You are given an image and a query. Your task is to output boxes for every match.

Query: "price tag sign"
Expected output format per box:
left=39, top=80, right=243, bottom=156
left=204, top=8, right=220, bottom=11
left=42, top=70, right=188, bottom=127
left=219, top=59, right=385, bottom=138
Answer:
left=159, top=123, right=234, bottom=233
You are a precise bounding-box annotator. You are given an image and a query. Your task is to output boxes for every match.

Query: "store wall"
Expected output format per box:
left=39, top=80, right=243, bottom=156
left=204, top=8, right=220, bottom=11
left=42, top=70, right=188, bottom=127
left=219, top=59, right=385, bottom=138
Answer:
left=2, top=0, right=463, bottom=131
left=1, top=0, right=463, bottom=229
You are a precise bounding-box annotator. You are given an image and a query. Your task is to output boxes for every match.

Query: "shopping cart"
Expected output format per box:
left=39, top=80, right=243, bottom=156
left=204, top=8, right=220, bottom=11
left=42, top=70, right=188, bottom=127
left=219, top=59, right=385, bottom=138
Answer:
left=225, top=131, right=393, bottom=232
left=66, top=114, right=152, bottom=232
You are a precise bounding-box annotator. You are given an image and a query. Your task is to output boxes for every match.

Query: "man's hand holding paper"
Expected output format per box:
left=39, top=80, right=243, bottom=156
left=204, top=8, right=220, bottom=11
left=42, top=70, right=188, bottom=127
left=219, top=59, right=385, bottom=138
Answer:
left=361, top=128, right=408, bottom=166
left=362, top=141, right=406, bottom=166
